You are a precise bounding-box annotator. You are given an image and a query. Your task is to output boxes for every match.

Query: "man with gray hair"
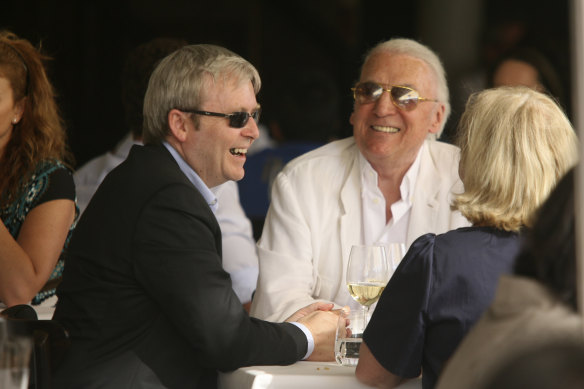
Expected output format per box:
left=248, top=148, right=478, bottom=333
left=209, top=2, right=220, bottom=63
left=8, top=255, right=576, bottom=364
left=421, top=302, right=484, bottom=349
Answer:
left=251, top=38, right=470, bottom=322
left=53, top=44, right=339, bottom=388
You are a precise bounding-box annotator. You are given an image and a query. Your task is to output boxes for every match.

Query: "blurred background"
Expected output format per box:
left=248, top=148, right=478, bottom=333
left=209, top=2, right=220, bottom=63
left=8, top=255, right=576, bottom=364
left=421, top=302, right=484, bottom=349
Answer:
left=1, top=0, right=570, bottom=167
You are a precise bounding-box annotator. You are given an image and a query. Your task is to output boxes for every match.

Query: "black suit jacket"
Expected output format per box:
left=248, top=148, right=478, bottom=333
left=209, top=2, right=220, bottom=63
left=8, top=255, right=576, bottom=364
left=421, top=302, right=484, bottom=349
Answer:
left=53, top=144, right=307, bottom=388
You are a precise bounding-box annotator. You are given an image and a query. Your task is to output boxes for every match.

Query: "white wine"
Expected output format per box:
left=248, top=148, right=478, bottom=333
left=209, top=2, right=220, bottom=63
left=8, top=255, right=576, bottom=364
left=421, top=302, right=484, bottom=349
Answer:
left=347, top=282, right=385, bottom=306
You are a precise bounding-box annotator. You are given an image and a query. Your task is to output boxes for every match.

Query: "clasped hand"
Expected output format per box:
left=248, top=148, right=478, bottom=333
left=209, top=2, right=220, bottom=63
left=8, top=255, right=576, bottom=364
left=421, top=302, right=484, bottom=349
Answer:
left=286, top=302, right=349, bottom=361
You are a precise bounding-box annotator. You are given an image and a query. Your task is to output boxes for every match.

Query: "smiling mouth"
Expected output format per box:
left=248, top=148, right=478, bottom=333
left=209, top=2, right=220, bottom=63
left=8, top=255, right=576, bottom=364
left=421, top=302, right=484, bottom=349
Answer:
left=372, top=125, right=400, bottom=133
left=230, top=148, right=248, bottom=156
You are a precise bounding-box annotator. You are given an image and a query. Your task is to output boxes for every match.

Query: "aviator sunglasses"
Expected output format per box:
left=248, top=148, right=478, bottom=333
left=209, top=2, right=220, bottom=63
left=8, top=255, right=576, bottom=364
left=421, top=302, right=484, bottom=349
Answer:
left=351, top=82, right=438, bottom=111
left=179, top=107, right=261, bottom=128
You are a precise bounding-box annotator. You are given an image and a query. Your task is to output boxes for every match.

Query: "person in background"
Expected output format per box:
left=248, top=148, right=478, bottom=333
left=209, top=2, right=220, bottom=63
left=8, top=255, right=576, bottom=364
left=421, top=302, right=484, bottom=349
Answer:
left=0, top=31, right=77, bottom=307
left=356, top=86, right=578, bottom=389
left=238, top=67, right=340, bottom=239
left=488, top=46, right=566, bottom=111
left=53, top=44, right=340, bottom=389
left=251, top=37, right=469, bottom=322
left=74, top=37, right=259, bottom=307
left=436, top=167, right=582, bottom=389
left=481, top=342, right=584, bottom=389
left=74, top=38, right=187, bottom=213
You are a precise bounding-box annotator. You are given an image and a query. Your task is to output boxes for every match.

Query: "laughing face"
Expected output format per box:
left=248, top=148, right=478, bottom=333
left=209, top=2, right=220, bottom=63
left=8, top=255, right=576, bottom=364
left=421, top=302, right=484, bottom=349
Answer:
left=350, top=52, right=445, bottom=171
left=180, top=76, right=260, bottom=188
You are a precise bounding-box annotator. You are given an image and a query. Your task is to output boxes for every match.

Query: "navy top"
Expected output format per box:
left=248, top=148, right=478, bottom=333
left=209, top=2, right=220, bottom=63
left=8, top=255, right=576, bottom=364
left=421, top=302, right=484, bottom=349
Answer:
left=363, top=226, right=521, bottom=389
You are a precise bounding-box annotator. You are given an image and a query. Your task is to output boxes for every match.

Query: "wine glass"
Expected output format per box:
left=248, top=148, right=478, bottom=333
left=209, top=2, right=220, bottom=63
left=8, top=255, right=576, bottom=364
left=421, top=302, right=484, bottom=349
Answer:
left=385, top=243, right=407, bottom=271
left=346, top=244, right=392, bottom=324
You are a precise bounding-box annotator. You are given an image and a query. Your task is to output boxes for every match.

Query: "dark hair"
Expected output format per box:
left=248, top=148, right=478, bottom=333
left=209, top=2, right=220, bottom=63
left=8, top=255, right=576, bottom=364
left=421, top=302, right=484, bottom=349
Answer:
left=488, top=47, right=565, bottom=108
left=263, top=68, right=340, bottom=143
left=513, top=167, right=575, bottom=309
left=121, top=37, right=187, bottom=139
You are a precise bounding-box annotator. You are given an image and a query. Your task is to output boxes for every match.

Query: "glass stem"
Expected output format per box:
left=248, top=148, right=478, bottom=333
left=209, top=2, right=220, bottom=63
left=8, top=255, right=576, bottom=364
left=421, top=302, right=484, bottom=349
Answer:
left=361, top=305, right=369, bottom=326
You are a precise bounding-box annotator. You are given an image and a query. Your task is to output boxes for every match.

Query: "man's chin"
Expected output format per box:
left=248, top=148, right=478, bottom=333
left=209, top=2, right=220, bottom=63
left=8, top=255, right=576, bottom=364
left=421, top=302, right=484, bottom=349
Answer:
left=229, top=171, right=245, bottom=182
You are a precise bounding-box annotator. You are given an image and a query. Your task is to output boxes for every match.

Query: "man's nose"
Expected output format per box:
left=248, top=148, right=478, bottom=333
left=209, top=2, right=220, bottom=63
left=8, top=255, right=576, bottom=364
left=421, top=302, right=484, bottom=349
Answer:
left=242, top=117, right=260, bottom=141
left=372, top=90, right=399, bottom=116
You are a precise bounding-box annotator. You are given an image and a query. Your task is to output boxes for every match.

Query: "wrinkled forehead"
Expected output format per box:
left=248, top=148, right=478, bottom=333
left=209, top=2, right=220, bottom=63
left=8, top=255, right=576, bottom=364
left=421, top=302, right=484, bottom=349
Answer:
left=360, top=52, right=438, bottom=91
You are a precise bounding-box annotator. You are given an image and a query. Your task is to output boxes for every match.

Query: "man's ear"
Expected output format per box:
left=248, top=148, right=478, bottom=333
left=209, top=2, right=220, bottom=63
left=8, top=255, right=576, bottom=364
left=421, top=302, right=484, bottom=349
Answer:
left=428, top=103, right=445, bottom=135
left=168, top=109, right=189, bottom=142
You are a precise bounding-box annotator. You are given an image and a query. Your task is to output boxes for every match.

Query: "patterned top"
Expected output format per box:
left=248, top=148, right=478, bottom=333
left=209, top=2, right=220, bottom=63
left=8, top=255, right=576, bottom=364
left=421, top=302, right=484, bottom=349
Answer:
left=1, top=160, right=77, bottom=304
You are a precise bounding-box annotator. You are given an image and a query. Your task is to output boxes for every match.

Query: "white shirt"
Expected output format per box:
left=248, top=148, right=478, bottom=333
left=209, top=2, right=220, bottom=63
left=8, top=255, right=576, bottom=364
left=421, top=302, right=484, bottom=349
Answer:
left=360, top=143, right=422, bottom=255
left=250, top=138, right=469, bottom=322
left=74, top=133, right=259, bottom=303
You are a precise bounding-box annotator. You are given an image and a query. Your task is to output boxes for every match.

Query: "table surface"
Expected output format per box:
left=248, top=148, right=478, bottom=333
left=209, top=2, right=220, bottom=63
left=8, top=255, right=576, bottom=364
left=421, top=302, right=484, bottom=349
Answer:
left=218, top=361, right=422, bottom=389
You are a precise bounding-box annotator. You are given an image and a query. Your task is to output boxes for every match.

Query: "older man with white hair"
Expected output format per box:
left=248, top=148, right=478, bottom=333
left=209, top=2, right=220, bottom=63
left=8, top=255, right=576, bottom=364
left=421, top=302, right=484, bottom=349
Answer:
left=251, top=38, right=470, bottom=322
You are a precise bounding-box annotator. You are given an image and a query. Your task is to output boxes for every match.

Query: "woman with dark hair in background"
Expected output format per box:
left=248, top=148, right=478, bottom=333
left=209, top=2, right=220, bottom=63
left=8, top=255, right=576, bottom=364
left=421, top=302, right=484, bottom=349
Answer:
left=0, top=31, right=77, bottom=307
left=488, top=46, right=566, bottom=110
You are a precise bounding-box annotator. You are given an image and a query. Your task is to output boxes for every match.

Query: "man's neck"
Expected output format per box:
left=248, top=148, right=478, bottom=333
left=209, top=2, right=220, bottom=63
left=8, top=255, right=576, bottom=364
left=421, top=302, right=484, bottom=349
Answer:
left=366, top=145, right=423, bottom=223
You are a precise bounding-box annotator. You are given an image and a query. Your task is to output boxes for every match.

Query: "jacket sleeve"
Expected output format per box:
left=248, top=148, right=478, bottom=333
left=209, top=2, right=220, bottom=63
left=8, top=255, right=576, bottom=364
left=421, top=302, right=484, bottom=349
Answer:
left=132, top=183, right=307, bottom=370
left=250, top=171, right=331, bottom=322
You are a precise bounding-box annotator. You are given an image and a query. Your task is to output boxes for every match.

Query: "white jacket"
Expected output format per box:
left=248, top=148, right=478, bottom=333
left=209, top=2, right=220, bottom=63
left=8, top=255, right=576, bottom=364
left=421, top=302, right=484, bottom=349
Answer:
left=250, top=137, right=470, bottom=321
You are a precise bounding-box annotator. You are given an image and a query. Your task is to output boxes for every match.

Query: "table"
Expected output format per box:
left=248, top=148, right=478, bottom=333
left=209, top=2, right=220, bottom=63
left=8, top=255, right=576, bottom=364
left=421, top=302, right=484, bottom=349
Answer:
left=218, top=361, right=422, bottom=389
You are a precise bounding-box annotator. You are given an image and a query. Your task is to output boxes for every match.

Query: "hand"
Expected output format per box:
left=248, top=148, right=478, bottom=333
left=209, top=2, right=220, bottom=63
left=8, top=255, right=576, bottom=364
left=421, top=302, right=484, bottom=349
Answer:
left=296, top=308, right=342, bottom=362
left=285, top=301, right=334, bottom=323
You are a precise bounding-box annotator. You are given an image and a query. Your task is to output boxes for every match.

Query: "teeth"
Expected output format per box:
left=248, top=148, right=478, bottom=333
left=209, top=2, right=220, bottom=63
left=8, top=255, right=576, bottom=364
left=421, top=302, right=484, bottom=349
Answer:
left=230, top=148, right=248, bottom=156
left=372, top=126, right=400, bottom=133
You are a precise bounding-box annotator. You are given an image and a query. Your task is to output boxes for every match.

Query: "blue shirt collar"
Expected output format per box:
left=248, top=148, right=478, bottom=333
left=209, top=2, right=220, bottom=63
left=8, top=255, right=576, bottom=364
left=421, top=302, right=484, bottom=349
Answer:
left=162, top=142, right=218, bottom=213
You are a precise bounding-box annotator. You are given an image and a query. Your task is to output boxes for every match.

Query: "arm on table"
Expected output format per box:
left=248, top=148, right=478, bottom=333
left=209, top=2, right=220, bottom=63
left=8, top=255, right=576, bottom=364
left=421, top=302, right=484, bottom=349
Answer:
left=134, top=185, right=310, bottom=369
left=251, top=172, right=327, bottom=321
left=0, top=199, right=75, bottom=305
left=286, top=301, right=342, bottom=362
left=356, top=342, right=404, bottom=388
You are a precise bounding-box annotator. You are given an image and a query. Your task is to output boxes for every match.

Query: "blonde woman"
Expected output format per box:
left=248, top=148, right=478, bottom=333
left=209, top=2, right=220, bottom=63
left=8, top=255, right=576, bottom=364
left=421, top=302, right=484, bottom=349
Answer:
left=356, top=86, right=578, bottom=389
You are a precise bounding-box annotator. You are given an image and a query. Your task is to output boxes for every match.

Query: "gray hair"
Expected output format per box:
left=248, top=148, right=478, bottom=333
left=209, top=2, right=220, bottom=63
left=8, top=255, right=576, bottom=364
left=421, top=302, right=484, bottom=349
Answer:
left=143, top=44, right=261, bottom=144
left=362, top=38, right=450, bottom=137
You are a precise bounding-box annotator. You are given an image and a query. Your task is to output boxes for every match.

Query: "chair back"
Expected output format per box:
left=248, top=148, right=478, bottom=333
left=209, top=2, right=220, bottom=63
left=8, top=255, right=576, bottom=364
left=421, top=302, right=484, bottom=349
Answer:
left=1, top=305, right=70, bottom=389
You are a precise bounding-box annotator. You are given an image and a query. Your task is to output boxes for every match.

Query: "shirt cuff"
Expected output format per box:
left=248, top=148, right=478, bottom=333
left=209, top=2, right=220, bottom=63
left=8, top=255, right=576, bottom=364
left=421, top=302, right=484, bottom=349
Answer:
left=290, top=322, right=314, bottom=360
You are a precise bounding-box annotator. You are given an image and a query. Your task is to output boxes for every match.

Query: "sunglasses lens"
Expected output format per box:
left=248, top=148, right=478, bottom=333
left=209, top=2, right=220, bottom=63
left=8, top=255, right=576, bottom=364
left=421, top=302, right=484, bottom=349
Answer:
left=229, top=110, right=261, bottom=128
left=229, top=113, right=249, bottom=128
left=391, top=87, right=420, bottom=111
left=354, top=82, right=382, bottom=103
left=252, top=108, right=261, bottom=124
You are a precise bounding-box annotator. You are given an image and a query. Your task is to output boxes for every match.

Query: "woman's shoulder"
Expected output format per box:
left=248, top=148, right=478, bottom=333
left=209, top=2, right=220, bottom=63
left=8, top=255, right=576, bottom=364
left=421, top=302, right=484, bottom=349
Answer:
left=28, top=159, right=75, bottom=203
left=33, top=159, right=73, bottom=186
left=33, top=159, right=71, bottom=175
left=407, top=227, right=520, bottom=265
left=436, top=226, right=518, bottom=246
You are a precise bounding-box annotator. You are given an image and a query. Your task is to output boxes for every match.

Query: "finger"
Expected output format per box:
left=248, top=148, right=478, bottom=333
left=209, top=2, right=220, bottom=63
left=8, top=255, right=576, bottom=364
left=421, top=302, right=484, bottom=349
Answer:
left=315, top=302, right=334, bottom=311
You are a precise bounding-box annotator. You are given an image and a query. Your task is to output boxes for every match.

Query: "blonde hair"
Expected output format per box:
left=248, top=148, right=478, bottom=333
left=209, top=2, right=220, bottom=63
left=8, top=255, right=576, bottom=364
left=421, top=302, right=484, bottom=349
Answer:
left=453, top=86, right=578, bottom=231
left=143, top=44, right=261, bottom=144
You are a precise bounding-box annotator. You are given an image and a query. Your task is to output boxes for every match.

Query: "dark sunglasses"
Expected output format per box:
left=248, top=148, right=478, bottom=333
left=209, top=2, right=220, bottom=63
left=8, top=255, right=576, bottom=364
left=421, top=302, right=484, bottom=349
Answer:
left=180, top=107, right=261, bottom=128
left=351, top=82, right=438, bottom=111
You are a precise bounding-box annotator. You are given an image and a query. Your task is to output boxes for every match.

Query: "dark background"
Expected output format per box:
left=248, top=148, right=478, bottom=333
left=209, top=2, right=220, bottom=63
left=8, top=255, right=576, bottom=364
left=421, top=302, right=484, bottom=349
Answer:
left=1, top=0, right=570, bottom=167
